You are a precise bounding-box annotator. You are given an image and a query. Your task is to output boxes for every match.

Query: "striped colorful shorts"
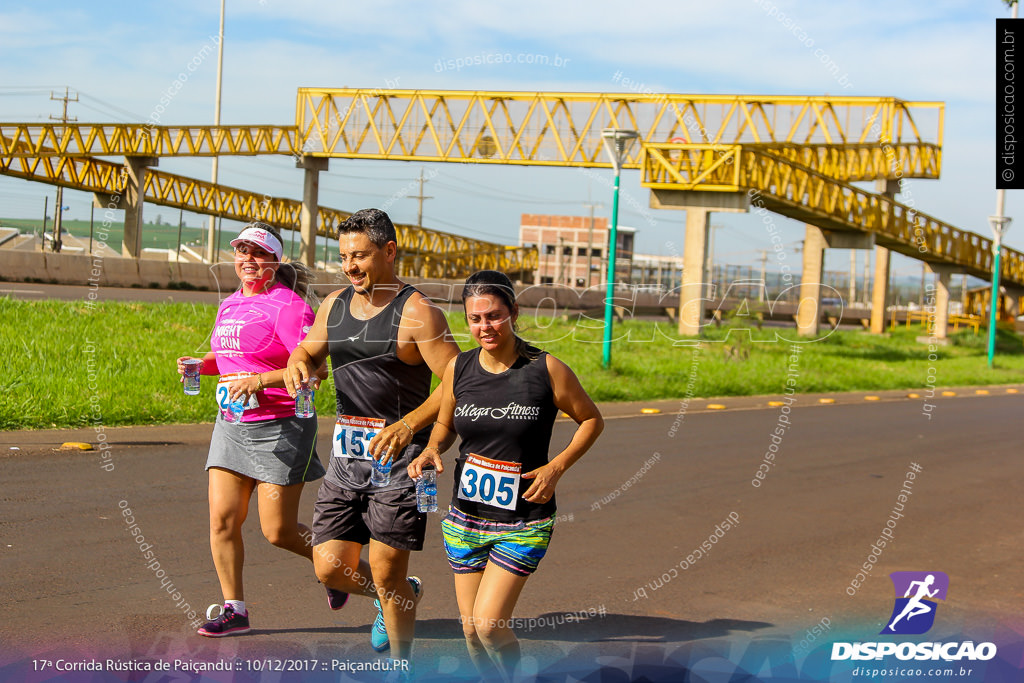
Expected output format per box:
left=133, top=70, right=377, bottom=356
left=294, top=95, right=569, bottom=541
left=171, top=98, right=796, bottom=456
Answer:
left=441, top=507, right=554, bottom=577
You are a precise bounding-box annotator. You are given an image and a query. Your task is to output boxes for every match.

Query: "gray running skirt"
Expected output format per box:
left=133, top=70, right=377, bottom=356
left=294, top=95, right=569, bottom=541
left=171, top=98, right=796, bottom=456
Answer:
left=206, top=413, right=325, bottom=486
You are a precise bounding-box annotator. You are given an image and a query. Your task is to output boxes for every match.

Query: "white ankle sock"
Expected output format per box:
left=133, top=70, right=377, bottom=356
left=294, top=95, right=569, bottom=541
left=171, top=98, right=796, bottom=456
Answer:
left=225, top=599, right=246, bottom=615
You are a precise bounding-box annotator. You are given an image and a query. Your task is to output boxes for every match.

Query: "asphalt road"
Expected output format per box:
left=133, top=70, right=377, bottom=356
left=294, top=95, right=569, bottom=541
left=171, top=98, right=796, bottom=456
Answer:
left=1, top=391, right=1021, bottom=681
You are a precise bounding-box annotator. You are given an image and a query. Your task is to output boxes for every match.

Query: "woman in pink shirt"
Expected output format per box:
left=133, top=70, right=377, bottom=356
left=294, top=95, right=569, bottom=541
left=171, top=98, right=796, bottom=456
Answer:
left=176, top=222, right=329, bottom=637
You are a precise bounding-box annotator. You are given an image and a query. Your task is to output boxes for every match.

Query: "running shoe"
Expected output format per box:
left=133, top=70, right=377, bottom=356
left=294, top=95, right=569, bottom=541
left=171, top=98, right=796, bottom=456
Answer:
left=197, top=604, right=250, bottom=637
left=371, top=576, right=423, bottom=652
left=325, top=585, right=349, bottom=610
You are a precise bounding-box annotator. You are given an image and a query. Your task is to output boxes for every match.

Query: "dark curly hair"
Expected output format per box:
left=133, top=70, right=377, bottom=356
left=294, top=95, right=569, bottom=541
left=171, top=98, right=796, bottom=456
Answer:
left=335, top=208, right=397, bottom=248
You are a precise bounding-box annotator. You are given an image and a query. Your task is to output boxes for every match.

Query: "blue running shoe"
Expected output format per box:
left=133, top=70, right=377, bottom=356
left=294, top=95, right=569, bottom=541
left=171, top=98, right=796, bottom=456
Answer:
left=371, top=576, right=422, bottom=652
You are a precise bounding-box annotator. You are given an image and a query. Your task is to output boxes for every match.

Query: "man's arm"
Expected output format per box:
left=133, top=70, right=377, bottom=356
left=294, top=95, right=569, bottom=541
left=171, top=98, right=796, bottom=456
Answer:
left=369, top=291, right=461, bottom=462
left=401, top=291, right=461, bottom=431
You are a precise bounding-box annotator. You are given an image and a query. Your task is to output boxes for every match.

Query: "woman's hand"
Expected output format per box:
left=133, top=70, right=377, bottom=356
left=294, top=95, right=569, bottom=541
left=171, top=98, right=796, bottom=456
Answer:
left=521, top=462, right=563, bottom=504
left=227, top=374, right=261, bottom=403
left=176, top=356, right=200, bottom=382
left=408, top=448, right=444, bottom=479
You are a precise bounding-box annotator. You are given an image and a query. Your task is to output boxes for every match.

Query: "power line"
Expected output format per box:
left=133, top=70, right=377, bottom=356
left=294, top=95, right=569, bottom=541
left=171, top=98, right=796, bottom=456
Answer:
left=424, top=215, right=514, bottom=242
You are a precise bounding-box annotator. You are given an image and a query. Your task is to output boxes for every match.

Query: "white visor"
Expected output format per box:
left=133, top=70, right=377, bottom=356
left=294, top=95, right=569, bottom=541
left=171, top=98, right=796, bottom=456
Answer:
left=230, top=225, right=284, bottom=260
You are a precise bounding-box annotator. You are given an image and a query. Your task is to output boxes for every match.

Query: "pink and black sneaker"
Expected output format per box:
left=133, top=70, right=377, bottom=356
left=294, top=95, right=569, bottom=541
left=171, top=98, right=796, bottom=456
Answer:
left=325, top=586, right=350, bottom=611
left=197, top=604, right=251, bottom=637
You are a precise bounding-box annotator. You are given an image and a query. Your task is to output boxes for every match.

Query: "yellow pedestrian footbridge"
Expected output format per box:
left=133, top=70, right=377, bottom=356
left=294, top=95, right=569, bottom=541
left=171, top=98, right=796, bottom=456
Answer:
left=2, top=89, right=1019, bottom=309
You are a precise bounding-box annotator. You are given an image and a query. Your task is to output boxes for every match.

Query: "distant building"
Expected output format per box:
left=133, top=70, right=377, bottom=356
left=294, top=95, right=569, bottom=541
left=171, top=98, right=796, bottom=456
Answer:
left=519, top=213, right=682, bottom=291
left=519, top=213, right=634, bottom=287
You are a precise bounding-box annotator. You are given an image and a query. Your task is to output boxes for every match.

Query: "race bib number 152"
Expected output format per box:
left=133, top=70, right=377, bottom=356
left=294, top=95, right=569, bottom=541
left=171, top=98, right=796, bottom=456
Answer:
left=333, top=415, right=386, bottom=460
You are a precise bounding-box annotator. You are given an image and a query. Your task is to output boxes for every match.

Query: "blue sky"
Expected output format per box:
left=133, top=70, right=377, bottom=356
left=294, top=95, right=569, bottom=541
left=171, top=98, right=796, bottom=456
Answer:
left=0, top=0, right=1015, bottom=281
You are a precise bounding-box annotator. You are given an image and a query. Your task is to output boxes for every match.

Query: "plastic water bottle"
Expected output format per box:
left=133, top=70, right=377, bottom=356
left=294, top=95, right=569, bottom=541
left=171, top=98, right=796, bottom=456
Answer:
left=295, top=382, right=315, bottom=418
left=225, top=396, right=247, bottom=423
left=416, top=469, right=438, bottom=513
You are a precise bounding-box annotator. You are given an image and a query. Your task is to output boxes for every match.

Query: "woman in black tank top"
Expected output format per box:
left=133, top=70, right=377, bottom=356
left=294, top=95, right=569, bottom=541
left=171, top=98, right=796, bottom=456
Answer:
left=408, top=270, right=604, bottom=681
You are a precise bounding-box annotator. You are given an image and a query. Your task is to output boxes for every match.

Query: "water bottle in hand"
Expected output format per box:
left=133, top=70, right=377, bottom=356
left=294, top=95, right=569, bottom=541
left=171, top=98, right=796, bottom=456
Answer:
left=295, top=382, right=315, bottom=418
left=416, top=469, right=438, bottom=513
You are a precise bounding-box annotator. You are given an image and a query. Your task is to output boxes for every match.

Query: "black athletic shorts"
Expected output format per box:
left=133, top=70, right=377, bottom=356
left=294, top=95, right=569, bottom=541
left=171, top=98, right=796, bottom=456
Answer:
left=312, top=479, right=426, bottom=551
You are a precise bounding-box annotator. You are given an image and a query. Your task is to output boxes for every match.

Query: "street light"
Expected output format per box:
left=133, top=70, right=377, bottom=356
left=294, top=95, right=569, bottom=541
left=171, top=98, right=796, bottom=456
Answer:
left=987, top=208, right=1011, bottom=367
left=600, top=128, right=639, bottom=369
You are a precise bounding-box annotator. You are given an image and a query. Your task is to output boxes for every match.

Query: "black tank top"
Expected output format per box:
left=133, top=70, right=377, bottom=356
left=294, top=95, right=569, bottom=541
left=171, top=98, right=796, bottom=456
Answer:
left=451, top=347, right=558, bottom=522
left=326, top=284, right=431, bottom=491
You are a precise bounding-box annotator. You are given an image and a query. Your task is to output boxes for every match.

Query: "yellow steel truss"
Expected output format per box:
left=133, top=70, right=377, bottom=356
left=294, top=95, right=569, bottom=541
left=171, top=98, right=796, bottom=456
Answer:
left=641, top=142, right=942, bottom=190
left=0, top=151, right=535, bottom=278
left=641, top=142, right=1024, bottom=286
left=295, top=89, right=943, bottom=177
left=2, top=91, right=943, bottom=171
left=0, top=124, right=300, bottom=158
left=0, top=90, right=974, bottom=287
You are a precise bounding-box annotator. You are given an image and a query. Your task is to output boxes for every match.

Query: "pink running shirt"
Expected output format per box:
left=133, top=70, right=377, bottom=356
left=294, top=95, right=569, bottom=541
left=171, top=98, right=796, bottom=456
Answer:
left=210, top=282, right=315, bottom=421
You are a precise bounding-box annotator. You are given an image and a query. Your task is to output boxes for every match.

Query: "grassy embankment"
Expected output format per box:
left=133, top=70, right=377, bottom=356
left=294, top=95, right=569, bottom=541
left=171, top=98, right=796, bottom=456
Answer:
left=2, top=298, right=1022, bottom=430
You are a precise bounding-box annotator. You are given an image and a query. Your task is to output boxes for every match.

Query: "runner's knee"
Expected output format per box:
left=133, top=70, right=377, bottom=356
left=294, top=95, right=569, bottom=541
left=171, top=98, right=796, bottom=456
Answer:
left=461, top=615, right=484, bottom=642
left=312, top=549, right=348, bottom=584
left=260, top=523, right=291, bottom=548
left=209, top=512, right=243, bottom=538
left=473, top=614, right=514, bottom=649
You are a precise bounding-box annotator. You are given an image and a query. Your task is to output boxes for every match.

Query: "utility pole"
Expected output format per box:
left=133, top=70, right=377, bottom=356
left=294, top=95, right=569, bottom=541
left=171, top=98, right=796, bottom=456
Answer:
left=705, top=224, right=723, bottom=301
left=863, top=250, right=872, bottom=305
left=41, top=196, right=48, bottom=252
left=756, top=249, right=769, bottom=302
left=409, top=168, right=433, bottom=228
left=557, top=236, right=566, bottom=284
left=849, top=250, right=857, bottom=304
left=919, top=261, right=927, bottom=307
left=50, top=87, right=78, bottom=253
left=205, top=0, right=226, bottom=264
left=583, top=200, right=603, bottom=287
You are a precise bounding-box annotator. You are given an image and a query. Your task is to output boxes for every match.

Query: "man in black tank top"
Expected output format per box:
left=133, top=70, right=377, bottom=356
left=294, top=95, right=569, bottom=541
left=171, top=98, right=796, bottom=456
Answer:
left=285, top=209, right=460, bottom=662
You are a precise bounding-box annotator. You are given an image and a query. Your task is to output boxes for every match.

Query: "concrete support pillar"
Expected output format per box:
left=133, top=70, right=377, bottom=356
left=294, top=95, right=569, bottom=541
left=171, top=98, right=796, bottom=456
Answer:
left=925, top=264, right=954, bottom=340
left=679, top=208, right=710, bottom=336
left=1004, top=287, right=1023, bottom=319
left=120, top=156, right=158, bottom=258
left=797, top=224, right=827, bottom=337
left=648, top=189, right=749, bottom=337
left=297, top=156, right=329, bottom=268
left=870, top=179, right=899, bottom=334
left=870, top=247, right=892, bottom=334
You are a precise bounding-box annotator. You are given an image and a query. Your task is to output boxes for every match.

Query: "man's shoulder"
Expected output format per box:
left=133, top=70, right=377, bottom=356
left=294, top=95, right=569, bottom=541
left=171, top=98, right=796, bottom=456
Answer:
left=397, top=285, right=436, bottom=317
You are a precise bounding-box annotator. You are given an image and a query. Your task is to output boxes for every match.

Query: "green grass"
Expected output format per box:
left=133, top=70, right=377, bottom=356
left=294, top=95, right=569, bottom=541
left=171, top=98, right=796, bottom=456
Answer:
left=2, top=298, right=1023, bottom=430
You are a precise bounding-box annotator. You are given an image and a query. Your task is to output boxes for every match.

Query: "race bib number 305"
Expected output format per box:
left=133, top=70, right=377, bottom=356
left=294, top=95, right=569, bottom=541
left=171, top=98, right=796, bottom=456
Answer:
left=458, top=453, right=522, bottom=511
left=333, top=415, right=386, bottom=460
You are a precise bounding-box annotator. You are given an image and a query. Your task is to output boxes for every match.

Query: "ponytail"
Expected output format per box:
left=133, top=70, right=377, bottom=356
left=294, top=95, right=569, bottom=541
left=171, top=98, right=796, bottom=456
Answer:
left=275, top=260, right=319, bottom=307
